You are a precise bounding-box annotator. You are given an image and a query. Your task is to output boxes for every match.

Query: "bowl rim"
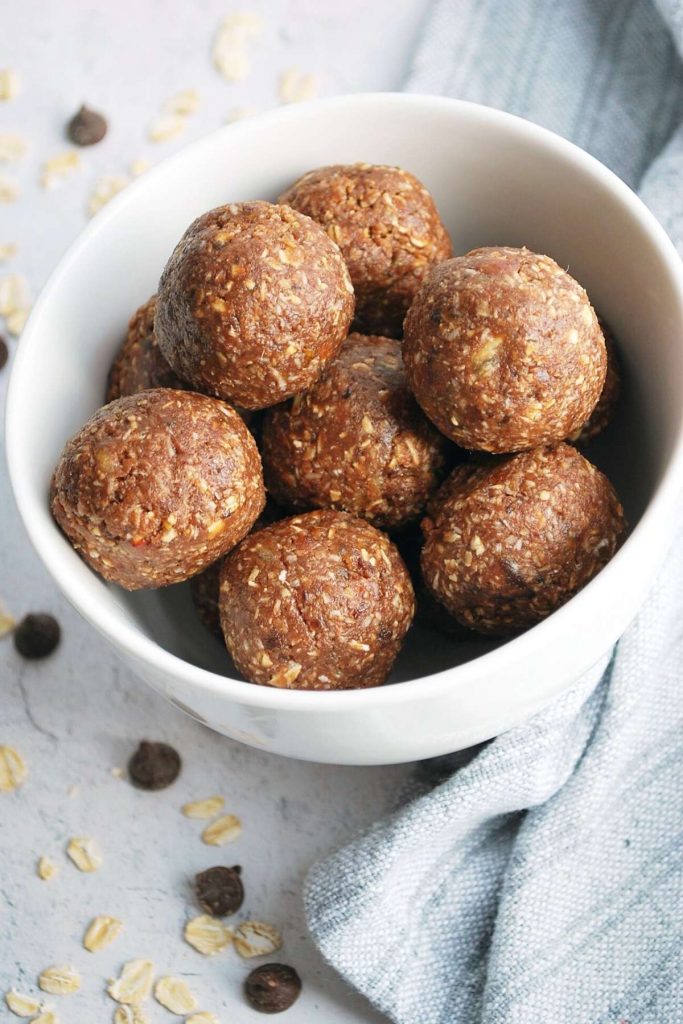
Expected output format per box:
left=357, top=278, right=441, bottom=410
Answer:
left=7, top=90, right=683, bottom=713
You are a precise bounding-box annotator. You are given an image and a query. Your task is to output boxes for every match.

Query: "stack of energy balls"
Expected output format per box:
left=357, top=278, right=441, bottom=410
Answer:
left=51, top=163, right=626, bottom=691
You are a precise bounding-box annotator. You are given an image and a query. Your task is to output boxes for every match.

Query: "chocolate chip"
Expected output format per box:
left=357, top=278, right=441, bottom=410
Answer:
left=13, top=613, right=61, bottom=659
left=244, top=964, right=302, bottom=1014
left=128, top=741, right=181, bottom=790
left=66, top=105, right=107, bottom=146
left=195, top=865, right=244, bottom=916
left=0, top=336, right=8, bottom=371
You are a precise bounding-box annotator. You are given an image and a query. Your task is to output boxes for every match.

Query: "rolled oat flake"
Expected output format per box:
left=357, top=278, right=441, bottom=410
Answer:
left=14, top=613, right=60, bottom=659
left=244, top=963, right=302, bottom=1014
left=67, top=104, right=107, bottom=146
left=128, top=740, right=181, bottom=790
left=195, top=864, right=244, bottom=916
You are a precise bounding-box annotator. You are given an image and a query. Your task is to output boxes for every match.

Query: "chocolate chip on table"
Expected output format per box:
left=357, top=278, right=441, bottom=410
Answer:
left=195, top=865, right=244, bottom=917
left=0, top=336, right=8, bottom=370
left=66, top=104, right=108, bottom=146
left=244, top=964, right=302, bottom=1014
left=13, top=613, right=61, bottom=659
left=128, top=741, right=181, bottom=790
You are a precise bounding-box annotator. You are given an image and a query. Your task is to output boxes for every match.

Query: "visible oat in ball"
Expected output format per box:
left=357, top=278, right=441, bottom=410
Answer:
left=51, top=389, right=265, bottom=589
left=421, top=444, right=626, bottom=635
left=403, top=247, right=607, bottom=452
left=155, top=201, right=354, bottom=409
left=219, top=510, right=415, bottom=690
left=279, top=163, right=451, bottom=337
left=261, top=333, right=450, bottom=529
left=106, top=296, right=189, bottom=402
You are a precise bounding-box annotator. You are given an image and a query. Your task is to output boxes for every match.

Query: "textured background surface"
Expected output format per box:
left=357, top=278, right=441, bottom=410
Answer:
left=0, top=1, right=429, bottom=1020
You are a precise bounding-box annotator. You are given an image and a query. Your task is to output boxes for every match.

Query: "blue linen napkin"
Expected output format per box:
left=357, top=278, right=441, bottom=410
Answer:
left=305, top=3, right=683, bottom=1020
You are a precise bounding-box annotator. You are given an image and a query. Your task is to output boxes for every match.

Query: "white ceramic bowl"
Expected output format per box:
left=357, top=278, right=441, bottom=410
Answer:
left=7, top=94, right=683, bottom=765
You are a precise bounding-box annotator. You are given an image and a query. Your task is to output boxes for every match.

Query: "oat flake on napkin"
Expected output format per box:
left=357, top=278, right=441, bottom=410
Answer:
left=305, top=2, right=683, bottom=1021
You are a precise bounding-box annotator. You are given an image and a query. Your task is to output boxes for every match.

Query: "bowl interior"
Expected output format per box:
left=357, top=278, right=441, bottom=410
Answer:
left=8, top=95, right=683, bottom=689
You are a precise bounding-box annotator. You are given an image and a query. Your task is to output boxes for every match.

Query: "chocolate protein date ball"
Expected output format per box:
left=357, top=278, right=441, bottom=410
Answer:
left=261, top=333, right=450, bottom=530
left=279, top=163, right=452, bottom=338
left=219, top=510, right=415, bottom=690
left=569, top=317, right=620, bottom=445
left=421, top=444, right=626, bottom=636
left=51, top=389, right=265, bottom=590
left=106, top=295, right=189, bottom=402
left=403, top=246, right=607, bottom=453
left=155, top=201, right=354, bottom=410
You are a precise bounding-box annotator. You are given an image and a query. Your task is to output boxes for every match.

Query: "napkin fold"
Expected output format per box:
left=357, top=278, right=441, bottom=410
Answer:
left=305, top=2, right=683, bottom=1020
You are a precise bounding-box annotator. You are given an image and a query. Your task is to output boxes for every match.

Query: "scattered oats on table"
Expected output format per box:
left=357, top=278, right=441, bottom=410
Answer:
left=6, top=307, right=30, bottom=337
left=184, top=914, right=233, bottom=956
left=37, top=856, right=58, bottom=881
left=0, top=272, right=29, bottom=316
left=201, top=813, right=242, bottom=846
left=130, top=158, right=150, bottom=177
left=30, top=1012, right=59, bottom=1024
left=0, top=133, right=27, bottom=162
left=186, top=1014, right=219, bottom=1024
left=154, top=976, right=197, bottom=1015
left=163, top=88, right=200, bottom=116
left=66, top=835, right=102, bottom=872
left=40, top=150, right=81, bottom=190
left=278, top=67, right=318, bottom=103
left=114, top=1007, right=150, bottom=1024
left=0, top=745, right=27, bottom=792
left=0, top=242, right=17, bottom=262
left=4, top=988, right=42, bottom=1016
left=0, top=601, right=16, bottom=637
left=83, top=914, right=123, bottom=952
left=0, top=69, right=20, bottom=101
left=148, top=113, right=186, bottom=143
left=114, top=1006, right=150, bottom=1024
left=38, top=965, right=81, bottom=995
left=213, top=12, right=264, bottom=82
left=234, top=920, right=282, bottom=958
left=182, top=795, right=225, bottom=819
left=0, top=175, right=19, bottom=202
left=107, top=959, right=155, bottom=1005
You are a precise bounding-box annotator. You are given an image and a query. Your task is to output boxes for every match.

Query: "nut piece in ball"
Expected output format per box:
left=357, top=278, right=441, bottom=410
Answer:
left=403, top=247, right=607, bottom=452
left=261, top=333, right=450, bottom=530
left=421, top=444, right=626, bottom=635
left=279, top=163, right=452, bottom=338
left=106, top=295, right=189, bottom=402
left=155, top=201, right=355, bottom=410
left=51, top=389, right=265, bottom=590
left=219, top=510, right=415, bottom=690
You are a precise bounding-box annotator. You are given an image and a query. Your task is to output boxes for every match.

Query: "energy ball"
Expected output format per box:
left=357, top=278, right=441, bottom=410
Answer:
left=155, top=201, right=354, bottom=410
left=219, top=510, right=415, bottom=690
left=51, top=389, right=265, bottom=590
left=421, top=444, right=626, bottom=635
left=279, top=164, right=452, bottom=338
left=569, top=317, right=620, bottom=445
left=403, top=246, right=607, bottom=453
left=261, top=333, right=450, bottom=530
left=106, top=295, right=188, bottom=402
